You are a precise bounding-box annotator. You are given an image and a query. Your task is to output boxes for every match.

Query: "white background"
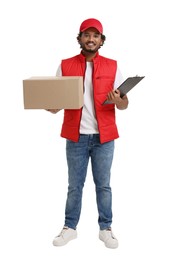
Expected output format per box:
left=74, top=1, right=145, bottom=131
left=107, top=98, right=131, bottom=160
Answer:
left=0, top=0, right=173, bottom=259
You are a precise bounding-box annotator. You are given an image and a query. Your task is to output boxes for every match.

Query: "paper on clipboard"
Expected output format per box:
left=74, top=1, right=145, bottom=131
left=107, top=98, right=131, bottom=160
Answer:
left=103, top=76, right=145, bottom=105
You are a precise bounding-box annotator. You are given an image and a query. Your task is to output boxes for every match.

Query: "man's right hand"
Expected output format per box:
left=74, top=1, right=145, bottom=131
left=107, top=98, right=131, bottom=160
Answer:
left=46, top=109, right=61, bottom=114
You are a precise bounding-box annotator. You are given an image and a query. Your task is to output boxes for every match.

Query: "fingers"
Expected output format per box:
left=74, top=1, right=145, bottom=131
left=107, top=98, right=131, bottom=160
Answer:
left=46, top=109, right=58, bottom=114
left=107, top=89, right=120, bottom=100
left=122, top=94, right=128, bottom=100
left=107, top=91, right=114, bottom=100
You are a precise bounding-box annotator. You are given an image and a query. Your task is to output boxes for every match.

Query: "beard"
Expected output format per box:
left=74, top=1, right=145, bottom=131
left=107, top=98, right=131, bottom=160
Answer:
left=80, top=43, right=101, bottom=53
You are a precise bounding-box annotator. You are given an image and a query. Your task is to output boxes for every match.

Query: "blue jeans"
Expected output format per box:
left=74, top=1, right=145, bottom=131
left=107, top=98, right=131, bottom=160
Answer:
left=64, top=134, right=115, bottom=230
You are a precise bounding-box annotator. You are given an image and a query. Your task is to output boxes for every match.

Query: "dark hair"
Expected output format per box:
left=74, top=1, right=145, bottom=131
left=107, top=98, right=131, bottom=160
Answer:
left=77, top=32, right=106, bottom=46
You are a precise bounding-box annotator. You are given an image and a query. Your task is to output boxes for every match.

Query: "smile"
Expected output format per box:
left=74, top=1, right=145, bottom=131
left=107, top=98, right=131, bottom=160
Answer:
left=86, top=43, right=96, bottom=47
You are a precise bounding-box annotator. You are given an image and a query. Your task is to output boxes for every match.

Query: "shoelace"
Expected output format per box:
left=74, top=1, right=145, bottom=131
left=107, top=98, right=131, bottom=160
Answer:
left=106, top=229, right=116, bottom=239
left=58, top=227, right=68, bottom=237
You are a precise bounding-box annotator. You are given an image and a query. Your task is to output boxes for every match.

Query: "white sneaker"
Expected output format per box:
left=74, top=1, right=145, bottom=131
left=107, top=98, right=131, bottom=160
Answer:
left=99, top=228, right=118, bottom=249
left=53, top=226, right=77, bottom=246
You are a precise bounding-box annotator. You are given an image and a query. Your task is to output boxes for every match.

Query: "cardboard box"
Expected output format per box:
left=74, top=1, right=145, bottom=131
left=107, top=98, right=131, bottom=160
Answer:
left=23, top=76, right=84, bottom=109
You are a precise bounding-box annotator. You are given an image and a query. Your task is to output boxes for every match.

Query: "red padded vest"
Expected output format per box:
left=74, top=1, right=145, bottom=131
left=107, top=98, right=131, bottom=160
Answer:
left=60, top=52, right=119, bottom=144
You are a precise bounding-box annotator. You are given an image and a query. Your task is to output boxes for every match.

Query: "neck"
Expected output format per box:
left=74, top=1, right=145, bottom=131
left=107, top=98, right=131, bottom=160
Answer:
left=81, top=50, right=97, bottom=61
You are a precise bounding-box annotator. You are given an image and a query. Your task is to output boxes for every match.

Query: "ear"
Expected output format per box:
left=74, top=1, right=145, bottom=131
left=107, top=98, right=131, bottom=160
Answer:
left=100, top=40, right=103, bottom=46
left=77, top=36, right=81, bottom=44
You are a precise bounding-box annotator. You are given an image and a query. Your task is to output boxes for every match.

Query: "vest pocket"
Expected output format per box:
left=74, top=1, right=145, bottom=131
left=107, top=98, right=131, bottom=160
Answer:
left=95, top=76, right=114, bottom=94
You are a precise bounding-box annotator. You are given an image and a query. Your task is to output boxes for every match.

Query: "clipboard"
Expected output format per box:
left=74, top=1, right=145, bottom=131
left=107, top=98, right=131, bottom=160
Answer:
left=103, top=76, right=145, bottom=105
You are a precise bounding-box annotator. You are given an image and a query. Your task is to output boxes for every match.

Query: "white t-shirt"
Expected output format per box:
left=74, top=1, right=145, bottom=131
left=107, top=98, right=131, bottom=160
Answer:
left=56, top=62, right=124, bottom=134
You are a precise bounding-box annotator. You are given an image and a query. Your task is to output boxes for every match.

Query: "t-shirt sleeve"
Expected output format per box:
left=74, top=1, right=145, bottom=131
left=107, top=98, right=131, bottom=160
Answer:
left=56, top=64, right=62, bottom=76
left=114, top=66, right=124, bottom=90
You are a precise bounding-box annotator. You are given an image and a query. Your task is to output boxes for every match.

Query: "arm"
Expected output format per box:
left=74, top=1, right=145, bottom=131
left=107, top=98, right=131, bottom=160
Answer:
left=46, top=64, right=62, bottom=114
left=109, top=66, right=128, bottom=110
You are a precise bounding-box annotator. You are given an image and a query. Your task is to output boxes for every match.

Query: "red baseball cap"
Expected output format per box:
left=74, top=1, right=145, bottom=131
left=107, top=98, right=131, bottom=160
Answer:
left=79, top=18, right=103, bottom=34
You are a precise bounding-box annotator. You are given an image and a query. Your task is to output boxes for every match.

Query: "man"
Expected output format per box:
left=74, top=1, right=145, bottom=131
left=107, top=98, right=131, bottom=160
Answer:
left=47, top=18, right=128, bottom=249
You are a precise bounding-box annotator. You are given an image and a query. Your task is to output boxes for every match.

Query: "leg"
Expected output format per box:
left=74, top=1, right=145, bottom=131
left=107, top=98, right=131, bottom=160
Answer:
left=90, top=135, right=115, bottom=230
left=65, top=135, right=89, bottom=229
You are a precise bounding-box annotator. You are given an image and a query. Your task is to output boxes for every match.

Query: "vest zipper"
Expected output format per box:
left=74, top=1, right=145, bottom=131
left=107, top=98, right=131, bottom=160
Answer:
left=77, top=63, right=86, bottom=141
left=92, top=64, right=101, bottom=138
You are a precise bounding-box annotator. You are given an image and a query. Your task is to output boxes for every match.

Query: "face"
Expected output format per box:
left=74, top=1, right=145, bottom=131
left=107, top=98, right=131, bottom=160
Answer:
left=78, top=27, right=103, bottom=53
